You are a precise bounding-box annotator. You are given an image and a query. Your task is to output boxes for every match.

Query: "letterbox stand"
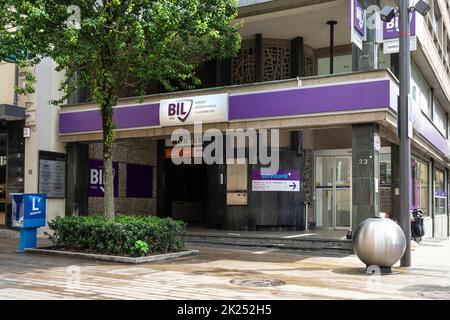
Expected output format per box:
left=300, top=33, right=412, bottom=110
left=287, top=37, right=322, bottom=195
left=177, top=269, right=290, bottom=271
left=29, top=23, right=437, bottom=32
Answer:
left=11, top=193, right=47, bottom=253
left=19, top=228, right=38, bottom=253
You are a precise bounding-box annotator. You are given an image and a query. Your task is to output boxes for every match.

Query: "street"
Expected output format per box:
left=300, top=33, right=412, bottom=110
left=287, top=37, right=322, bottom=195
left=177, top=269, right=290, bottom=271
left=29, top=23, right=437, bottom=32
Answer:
left=0, top=237, right=449, bottom=300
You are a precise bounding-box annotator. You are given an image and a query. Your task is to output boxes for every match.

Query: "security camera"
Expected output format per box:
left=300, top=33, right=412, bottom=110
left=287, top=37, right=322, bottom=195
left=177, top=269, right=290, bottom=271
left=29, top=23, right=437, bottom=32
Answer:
left=380, top=5, right=396, bottom=23
left=414, top=0, right=431, bottom=16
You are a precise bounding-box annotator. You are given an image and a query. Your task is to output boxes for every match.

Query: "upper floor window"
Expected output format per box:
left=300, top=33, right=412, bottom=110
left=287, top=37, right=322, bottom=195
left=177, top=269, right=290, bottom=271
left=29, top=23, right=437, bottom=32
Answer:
left=434, top=168, right=446, bottom=215
left=433, top=98, right=447, bottom=136
left=411, top=64, right=432, bottom=118
left=434, top=7, right=443, bottom=44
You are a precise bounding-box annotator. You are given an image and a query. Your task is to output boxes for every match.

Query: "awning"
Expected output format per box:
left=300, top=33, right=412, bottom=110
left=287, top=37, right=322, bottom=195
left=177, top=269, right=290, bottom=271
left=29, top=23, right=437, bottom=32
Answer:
left=0, top=104, right=25, bottom=120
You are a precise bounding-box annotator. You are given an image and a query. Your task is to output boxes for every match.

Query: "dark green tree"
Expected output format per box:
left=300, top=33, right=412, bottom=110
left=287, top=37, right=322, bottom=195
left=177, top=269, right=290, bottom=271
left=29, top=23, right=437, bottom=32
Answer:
left=0, top=0, right=240, bottom=219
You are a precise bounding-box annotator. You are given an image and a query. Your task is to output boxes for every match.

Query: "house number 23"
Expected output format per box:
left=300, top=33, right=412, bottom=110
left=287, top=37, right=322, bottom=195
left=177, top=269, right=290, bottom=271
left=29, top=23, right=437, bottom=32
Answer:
left=358, top=158, right=369, bottom=165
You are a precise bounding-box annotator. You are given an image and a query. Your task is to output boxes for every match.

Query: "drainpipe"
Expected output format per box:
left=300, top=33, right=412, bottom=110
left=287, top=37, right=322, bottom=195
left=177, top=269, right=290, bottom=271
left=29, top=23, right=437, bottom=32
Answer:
left=13, top=65, right=19, bottom=106
left=327, top=21, right=337, bottom=75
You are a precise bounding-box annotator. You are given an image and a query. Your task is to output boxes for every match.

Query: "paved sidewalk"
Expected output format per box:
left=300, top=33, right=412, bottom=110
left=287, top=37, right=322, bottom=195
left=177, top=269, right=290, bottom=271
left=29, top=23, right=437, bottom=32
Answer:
left=0, top=237, right=449, bottom=300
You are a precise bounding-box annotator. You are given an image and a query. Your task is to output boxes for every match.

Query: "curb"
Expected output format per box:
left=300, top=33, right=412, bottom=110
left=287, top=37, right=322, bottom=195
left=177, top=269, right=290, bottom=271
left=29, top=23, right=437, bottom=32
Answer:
left=0, top=229, right=19, bottom=239
left=25, top=248, right=199, bottom=264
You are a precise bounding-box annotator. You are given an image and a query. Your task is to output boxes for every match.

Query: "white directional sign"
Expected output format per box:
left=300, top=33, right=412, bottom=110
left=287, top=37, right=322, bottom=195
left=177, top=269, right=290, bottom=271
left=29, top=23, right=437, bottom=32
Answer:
left=251, top=169, right=300, bottom=192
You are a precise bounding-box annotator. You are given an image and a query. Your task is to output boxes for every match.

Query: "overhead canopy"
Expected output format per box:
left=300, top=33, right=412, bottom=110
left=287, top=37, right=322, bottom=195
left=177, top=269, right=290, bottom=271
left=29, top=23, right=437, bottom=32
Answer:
left=0, top=104, right=25, bottom=120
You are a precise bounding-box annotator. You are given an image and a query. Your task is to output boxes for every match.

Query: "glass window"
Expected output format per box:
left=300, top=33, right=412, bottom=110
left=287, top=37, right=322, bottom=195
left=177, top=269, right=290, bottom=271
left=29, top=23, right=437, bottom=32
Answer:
left=434, top=10, right=442, bottom=43
left=317, top=54, right=352, bottom=76
left=447, top=42, right=450, bottom=64
left=315, top=156, right=334, bottom=187
left=434, top=168, right=446, bottom=215
left=380, top=153, right=391, bottom=186
left=433, top=98, right=447, bottom=136
left=411, top=65, right=432, bottom=118
left=411, top=157, right=429, bottom=216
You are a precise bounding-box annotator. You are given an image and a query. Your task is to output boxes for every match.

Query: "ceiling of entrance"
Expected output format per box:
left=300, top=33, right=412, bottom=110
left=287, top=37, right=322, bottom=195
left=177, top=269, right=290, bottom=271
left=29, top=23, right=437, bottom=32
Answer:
left=237, top=0, right=349, bottom=49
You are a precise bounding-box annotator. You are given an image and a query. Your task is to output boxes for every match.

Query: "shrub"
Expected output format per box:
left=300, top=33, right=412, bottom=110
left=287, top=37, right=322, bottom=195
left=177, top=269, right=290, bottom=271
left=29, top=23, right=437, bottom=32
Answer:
left=47, top=215, right=186, bottom=256
left=131, top=240, right=150, bottom=257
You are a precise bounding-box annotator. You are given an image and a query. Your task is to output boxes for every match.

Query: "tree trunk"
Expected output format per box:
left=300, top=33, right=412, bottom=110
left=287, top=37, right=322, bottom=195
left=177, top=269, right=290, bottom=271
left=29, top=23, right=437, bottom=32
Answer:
left=101, top=102, right=115, bottom=220
left=103, top=146, right=115, bottom=220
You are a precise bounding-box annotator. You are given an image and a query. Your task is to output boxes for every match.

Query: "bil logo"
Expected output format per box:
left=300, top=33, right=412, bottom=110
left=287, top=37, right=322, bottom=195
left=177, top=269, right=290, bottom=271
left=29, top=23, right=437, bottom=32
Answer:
left=168, top=99, right=193, bottom=122
left=90, top=166, right=116, bottom=194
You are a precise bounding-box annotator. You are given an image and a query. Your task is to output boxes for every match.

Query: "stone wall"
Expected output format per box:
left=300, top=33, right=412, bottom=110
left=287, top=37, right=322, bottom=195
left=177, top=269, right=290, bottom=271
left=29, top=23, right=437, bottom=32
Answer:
left=88, top=138, right=157, bottom=215
left=379, top=187, right=391, bottom=214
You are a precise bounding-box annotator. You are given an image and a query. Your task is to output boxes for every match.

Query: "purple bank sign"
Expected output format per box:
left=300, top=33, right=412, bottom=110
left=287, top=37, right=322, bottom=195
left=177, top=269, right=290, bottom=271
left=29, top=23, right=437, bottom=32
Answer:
left=383, top=11, right=416, bottom=40
left=349, top=0, right=366, bottom=50
left=252, top=169, right=300, bottom=192
left=88, top=159, right=119, bottom=197
left=353, top=0, right=365, bottom=36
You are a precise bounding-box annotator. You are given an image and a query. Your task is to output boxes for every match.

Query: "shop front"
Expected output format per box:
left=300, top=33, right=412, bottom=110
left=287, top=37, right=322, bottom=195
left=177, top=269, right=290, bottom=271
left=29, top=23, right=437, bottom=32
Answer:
left=0, top=107, right=25, bottom=228
left=58, top=71, right=384, bottom=231
left=59, top=70, right=450, bottom=237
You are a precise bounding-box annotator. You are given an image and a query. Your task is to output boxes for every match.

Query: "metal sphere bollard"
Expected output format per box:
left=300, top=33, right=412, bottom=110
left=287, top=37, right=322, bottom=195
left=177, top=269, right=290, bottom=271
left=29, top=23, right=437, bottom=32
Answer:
left=353, top=217, right=406, bottom=272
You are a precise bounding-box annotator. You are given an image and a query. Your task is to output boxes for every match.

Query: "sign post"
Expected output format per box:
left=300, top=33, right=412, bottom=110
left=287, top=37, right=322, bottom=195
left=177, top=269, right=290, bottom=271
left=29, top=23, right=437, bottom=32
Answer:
left=398, top=0, right=412, bottom=267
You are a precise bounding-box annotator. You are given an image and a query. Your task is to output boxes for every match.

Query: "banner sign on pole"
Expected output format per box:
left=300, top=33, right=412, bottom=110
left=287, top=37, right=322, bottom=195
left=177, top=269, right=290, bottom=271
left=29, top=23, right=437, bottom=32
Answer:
left=382, top=11, right=417, bottom=54
left=350, top=0, right=366, bottom=50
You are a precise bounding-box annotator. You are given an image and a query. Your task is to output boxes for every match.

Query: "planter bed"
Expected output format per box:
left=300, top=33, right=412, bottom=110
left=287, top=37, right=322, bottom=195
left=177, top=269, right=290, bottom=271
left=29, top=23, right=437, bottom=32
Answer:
left=25, top=247, right=199, bottom=264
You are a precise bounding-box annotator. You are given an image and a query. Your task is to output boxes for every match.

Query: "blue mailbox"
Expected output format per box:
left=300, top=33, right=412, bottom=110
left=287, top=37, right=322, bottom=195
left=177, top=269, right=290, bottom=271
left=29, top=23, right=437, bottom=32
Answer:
left=11, top=193, right=47, bottom=252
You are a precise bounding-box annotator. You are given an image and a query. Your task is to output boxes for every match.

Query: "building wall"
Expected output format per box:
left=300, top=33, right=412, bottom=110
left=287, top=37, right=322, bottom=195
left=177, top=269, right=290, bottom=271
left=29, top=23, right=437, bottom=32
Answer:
left=415, top=0, right=450, bottom=103
left=0, top=62, right=15, bottom=105
left=22, top=58, right=67, bottom=233
left=380, top=188, right=391, bottom=214
left=88, top=138, right=157, bottom=215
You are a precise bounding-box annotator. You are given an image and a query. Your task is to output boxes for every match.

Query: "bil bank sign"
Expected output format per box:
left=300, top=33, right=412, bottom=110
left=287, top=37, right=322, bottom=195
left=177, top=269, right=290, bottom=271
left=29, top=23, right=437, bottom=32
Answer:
left=159, top=93, right=228, bottom=127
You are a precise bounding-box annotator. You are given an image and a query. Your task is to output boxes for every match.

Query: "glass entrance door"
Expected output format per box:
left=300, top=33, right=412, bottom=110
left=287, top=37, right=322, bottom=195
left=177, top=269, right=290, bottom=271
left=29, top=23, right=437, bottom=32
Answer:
left=315, top=155, right=352, bottom=229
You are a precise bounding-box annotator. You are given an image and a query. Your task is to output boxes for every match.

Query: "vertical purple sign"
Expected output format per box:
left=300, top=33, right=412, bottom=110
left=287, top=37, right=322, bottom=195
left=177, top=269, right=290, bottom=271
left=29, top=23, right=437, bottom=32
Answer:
left=383, top=11, right=416, bottom=40
left=126, top=164, right=153, bottom=198
left=353, top=0, right=365, bottom=36
left=88, top=159, right=119, bottom=197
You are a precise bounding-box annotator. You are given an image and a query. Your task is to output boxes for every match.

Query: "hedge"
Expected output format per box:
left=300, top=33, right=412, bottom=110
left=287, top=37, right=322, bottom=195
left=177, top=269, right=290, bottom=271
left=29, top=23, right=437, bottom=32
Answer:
left=47, top=215, right=186, bottom=257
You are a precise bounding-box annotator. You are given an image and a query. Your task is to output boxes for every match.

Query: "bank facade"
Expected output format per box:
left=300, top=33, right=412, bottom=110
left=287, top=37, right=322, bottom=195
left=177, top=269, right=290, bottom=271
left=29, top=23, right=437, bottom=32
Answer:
left=2, top=0, right=450, bottom=239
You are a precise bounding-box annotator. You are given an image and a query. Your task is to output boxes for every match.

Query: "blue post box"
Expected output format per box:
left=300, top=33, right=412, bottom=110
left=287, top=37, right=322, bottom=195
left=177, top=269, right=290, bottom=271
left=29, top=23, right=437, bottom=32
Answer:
left=11, top=193, right=47, bottom=252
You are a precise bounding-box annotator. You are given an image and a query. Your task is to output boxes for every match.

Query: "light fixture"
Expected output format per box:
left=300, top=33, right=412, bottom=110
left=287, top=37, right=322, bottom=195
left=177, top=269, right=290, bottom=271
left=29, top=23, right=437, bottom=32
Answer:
left=380, top=5, right=396, bottom=23
left=414, top=0, right=431, bottom=16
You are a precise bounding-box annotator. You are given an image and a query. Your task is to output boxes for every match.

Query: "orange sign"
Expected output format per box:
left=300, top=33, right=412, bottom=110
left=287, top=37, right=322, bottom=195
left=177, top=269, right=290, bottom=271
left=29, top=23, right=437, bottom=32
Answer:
left=164, top=147, right=193, bottom=159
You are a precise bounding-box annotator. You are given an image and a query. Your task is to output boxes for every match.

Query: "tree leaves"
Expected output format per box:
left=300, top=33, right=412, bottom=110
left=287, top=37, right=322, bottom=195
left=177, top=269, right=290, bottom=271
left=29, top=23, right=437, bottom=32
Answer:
left=0, top=0, right=240, bottom=218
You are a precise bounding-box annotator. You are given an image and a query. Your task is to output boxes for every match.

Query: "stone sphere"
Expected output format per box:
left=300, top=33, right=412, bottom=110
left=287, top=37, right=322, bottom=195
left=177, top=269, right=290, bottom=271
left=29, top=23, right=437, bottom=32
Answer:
left=353, top=217, right=406, bottom=267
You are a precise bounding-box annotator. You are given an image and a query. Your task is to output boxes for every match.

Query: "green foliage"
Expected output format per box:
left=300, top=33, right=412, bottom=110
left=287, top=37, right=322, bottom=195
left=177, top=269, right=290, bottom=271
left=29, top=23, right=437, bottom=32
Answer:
left=0, top=0, right=241, bottom=102
left=0, top=0, right=240, bottom=219
left=47, top=215, right=187, bottom=256
left=131, top=240, right=150, bottom=257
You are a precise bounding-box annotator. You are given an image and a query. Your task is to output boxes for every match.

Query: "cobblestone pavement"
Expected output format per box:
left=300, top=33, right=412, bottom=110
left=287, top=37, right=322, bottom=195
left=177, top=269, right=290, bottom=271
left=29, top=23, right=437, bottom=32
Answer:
left=0, top=237, right=449, bottom=300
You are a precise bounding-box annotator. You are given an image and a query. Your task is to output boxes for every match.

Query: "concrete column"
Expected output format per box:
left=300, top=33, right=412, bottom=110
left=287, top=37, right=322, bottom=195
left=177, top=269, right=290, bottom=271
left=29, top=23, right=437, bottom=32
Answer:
left=390, top=144, right=400, bottom=221
left=352, top=123, right=380, bottom=230
left=254, top=34, right=263, bottom=82
left=290, top=37, right=304, bottom=78
left=290, top=131, right=306, bottom=230
left=156, top=139, right=172, bottom=218
left=65, top=143, right=88, bottom=216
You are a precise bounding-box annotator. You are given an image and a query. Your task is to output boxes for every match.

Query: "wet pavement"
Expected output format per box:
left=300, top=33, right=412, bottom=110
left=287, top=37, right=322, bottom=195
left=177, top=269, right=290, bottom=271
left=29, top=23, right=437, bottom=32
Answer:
left=0, top=237, right=449, bottom=300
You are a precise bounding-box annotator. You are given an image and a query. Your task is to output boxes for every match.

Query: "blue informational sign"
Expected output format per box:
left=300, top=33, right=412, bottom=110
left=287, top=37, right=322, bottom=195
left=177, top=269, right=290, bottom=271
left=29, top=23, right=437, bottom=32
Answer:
left=11, top=193, right=47, bottom=252
left=24, top=194, right=47, bottom=228
left=12, top=193, right=46, bottom=228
